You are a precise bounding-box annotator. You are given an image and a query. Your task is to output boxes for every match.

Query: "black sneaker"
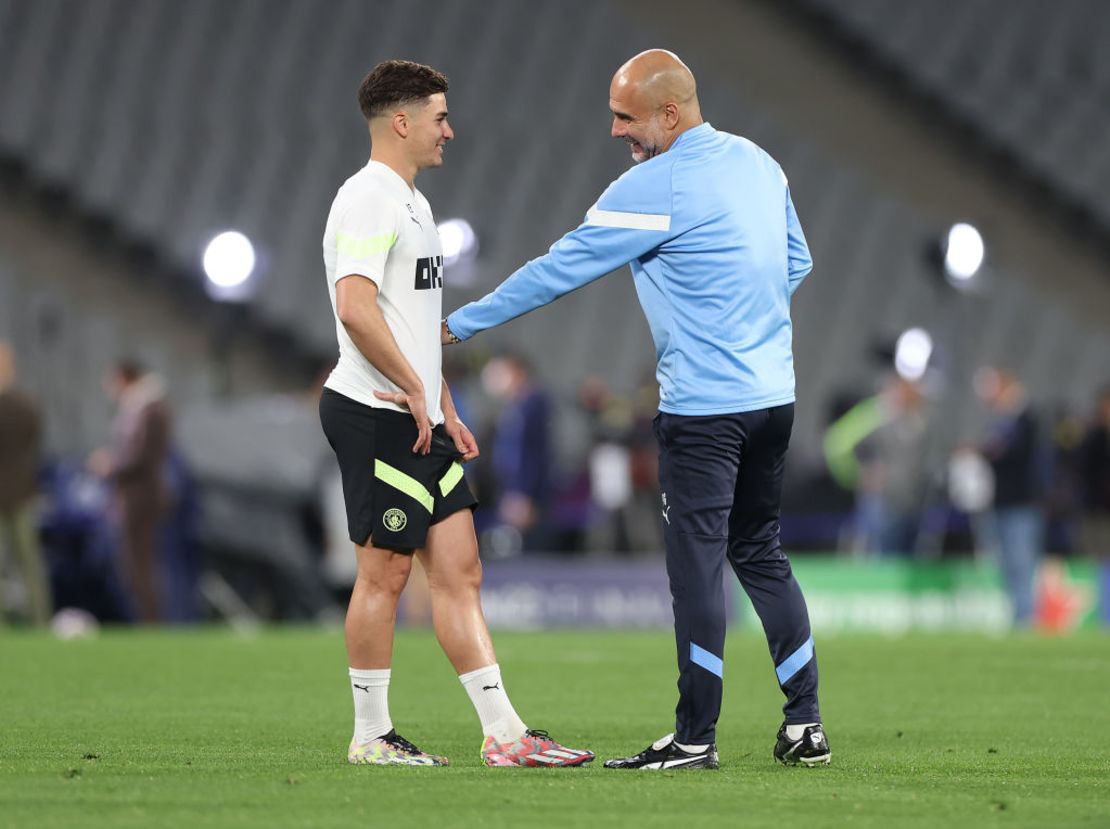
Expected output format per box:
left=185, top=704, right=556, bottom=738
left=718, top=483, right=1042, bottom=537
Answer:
left=604, top=733, right=719, bottom=770
left=773, top=723, right=831, bottom=766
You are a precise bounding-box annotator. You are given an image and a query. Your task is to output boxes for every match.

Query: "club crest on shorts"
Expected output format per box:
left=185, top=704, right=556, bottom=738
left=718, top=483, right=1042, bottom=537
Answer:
left=383, top=508, right=407, bottom=532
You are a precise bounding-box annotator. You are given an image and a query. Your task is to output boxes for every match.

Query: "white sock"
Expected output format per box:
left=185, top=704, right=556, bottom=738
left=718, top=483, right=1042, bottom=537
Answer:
left=675, top=740, right=710, bottom=753
left=349, top=667, right=392, bottom=744
left=459, top=663, right=528, bottom=745
left=785, top=722, right=820, bottom=741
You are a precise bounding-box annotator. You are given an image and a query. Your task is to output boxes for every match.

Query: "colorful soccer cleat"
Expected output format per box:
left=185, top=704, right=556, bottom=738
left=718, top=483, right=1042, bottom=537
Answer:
left=347, top=729, right=449, bottom=766
left=481, top=729, right=594, bottom=767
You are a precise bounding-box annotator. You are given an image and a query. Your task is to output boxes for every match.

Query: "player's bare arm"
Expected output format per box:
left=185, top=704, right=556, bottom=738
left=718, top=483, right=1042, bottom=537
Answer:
left=440, top=378, right=479, bottom=462
left=335, top=273, right=432, bottom=454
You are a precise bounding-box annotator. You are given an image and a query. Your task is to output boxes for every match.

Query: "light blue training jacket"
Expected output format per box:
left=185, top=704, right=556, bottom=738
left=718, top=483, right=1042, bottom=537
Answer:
left=446, top=122, right=813, bottom=416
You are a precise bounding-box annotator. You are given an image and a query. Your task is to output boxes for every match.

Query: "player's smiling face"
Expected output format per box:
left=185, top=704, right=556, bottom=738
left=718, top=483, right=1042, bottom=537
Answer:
left=609, top=90, right=666, bottom=164
left=408, top=93, right=453, bottom=170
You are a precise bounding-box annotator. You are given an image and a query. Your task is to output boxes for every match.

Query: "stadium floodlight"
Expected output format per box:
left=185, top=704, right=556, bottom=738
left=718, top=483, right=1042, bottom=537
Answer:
left=203, top=230, right=256, bottom=290
left=894, top=327, right=932, bottom=382
left=942, top=222, right=984, bottom=286
left=437, top=218, right=478, bottom=267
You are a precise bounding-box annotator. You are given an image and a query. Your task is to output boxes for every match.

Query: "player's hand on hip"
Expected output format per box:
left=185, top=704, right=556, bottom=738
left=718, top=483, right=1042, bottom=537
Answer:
left=373, top=389, right=433, bottom=455
left=444, top=417, right=480, bottom=462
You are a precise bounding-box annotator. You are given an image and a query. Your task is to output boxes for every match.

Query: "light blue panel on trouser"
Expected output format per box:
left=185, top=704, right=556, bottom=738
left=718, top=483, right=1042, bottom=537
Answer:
left=775, top=635, right=814, bottom=685
left=690, top=643, right=724, bottom=678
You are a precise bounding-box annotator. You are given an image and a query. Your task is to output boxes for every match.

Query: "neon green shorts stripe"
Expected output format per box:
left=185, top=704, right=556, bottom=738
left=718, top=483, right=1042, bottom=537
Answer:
left=374, top=459, right=434, bottom=513
left=438, top=462, right=464, bottom=497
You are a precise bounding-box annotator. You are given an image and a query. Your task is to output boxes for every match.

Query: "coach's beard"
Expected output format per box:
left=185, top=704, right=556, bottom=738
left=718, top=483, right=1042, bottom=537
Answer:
left=628, top=140, right=659, bottom=164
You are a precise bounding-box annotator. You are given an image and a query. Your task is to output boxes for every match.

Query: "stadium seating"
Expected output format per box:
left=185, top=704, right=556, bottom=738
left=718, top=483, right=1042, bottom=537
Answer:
left=1, top=0, right=1108, bottom=466
left=797, top=0, right=1110, bottom=230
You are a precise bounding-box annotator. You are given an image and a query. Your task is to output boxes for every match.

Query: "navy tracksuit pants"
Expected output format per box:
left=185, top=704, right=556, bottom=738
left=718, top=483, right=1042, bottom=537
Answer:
left=655, top=404, right=820, bottom=745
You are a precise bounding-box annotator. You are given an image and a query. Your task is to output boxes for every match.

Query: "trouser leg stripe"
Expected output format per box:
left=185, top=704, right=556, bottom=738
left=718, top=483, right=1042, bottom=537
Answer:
left=690, top=642, right=724, bottom=678
left=776, top=635, right=814, bottom=685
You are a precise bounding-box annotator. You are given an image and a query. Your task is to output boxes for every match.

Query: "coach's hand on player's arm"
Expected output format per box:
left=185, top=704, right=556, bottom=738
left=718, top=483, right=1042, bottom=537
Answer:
left=441, top=319, right=462, bottom=346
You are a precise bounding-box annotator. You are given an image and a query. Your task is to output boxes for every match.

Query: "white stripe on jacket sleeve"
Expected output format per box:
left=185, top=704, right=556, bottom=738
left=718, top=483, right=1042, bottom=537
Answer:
left=584, top=204, right=671, bottom=232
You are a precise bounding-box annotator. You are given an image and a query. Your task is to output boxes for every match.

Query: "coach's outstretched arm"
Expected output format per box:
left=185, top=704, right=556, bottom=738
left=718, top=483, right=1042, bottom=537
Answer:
left=444, top=169, right=675, bottom=342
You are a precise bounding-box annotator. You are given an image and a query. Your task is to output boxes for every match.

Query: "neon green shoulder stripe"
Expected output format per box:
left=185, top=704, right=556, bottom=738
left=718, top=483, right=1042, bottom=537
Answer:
left=337, top=231, right=398, bottom=260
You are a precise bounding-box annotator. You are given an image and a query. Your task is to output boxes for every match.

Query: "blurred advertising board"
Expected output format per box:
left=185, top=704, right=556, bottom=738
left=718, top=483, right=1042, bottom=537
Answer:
left=479, top=557, right=701, bottom=629
left=740, top=557, right=1103, bottom=634
left=479, top=555, right=1104, bottom=633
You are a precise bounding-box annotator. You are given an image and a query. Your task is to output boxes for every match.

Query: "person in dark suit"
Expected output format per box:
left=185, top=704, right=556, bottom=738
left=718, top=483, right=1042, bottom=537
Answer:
left=89, top=359, right=172, bottom=623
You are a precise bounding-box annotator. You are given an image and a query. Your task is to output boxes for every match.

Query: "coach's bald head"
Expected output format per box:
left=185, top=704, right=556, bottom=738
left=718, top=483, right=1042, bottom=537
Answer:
left=614, top=50, right=698, bottom=111
left=609, top=50, right=703, bottom=163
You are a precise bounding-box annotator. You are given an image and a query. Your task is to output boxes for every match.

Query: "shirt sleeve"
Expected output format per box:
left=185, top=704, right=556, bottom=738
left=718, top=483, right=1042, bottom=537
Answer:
left=332, top=192, right=401, bottom=287
left=447, top=167, right=674, bottom=340
left=786, top=187, right=813, bottom=296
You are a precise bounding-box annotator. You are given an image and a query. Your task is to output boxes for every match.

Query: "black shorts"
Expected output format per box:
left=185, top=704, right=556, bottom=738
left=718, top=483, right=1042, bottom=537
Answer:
left=319, top=388, right=478, bottom=551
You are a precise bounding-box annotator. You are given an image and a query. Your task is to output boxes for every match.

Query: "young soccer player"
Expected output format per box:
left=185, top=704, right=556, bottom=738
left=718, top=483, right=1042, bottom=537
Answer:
left=319, top=60, right=592, bottom=768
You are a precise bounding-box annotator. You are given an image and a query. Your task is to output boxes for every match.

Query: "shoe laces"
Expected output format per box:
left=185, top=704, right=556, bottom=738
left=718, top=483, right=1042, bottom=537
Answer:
left=524, top=729, right=551, bottom=741
left=383, top=731, right=423, bottom=755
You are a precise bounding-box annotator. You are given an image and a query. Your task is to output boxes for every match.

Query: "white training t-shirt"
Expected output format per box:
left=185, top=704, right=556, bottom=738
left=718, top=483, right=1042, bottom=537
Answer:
left=322, top=160, right=445, bottom=423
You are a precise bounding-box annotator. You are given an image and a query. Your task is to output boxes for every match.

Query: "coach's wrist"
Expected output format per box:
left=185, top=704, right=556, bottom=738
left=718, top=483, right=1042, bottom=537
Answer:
left=441, top=319, right=462, bottom=345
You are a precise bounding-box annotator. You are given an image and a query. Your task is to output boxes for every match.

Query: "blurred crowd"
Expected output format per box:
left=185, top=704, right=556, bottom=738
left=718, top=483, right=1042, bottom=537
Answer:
left=2, top=335, right=1109, bottom=631
left=823, top=365, right=1110, bottom=627
left=456, top=352, right=664, bottom=560
left=0, top=344, right=200, bottom=631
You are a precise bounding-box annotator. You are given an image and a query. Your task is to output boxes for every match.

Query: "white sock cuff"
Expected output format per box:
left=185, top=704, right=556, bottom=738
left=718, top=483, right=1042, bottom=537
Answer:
left=784, top=722, right=820, bottom=741
left=458, top=663, right=499, bottom=685
left=675, top=741, right=710, bottom=753
left=349, top=667, right=391, bottom=685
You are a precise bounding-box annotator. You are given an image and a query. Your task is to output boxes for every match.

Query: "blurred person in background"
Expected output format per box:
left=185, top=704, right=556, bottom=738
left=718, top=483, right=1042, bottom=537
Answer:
left=1044, top=403, right=1086, bottom=557
left=974, top=367, right=1049, bottom=628
left=445, top=49, right=828, bottom=769
left=1078, top=386, right=1110, bottom=553
left=1078, top=386, right=1110, bottom=625
left=318, top=59, right=591, bottom=768
left=579, top=375, right=635, bottom=553
left=88, top=358, right=172, bottom=624
left=482, top=353, right=553, bottom=553
left=0, top=341, right=51, bottom=626
left=625, top=376, right=666, bottom=553
left=824, top=374, right=929, bottom=557
left=579, top=373, right=663, bottom=554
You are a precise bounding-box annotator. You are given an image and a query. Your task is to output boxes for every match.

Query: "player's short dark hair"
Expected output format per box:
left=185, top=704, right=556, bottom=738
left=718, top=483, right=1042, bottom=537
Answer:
left=358, top=60, right=449, bottom=121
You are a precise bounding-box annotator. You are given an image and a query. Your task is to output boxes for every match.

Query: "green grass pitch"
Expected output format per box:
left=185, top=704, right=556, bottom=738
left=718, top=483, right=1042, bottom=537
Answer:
left=1, top=627, right=1108, bottom=828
